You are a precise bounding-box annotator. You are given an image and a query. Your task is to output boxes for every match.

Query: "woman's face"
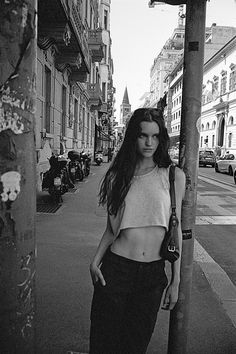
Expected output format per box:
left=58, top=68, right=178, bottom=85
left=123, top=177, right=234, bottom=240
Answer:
left=136, top=121, right=160, bottom=159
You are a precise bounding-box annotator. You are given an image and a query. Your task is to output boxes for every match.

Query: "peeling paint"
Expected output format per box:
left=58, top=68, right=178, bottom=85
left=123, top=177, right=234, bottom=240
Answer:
left=21, top=4, right=28, bottom=29
left=0, top=85, right=25, bottom=134
left=0, top=171, right=21, bottom=202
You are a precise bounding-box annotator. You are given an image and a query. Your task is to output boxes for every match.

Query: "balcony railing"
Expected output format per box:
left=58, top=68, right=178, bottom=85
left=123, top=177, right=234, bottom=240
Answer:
left=88, top=29, right=104, bottom=62
left=87, top=83, right=103, bottom=109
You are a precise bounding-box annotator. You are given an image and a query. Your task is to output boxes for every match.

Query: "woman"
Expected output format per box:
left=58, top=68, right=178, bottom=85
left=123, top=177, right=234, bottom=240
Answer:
left=89, top=108, right=186, bottom=354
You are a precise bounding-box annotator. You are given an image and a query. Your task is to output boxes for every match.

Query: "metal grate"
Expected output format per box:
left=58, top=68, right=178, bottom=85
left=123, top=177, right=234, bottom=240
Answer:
left=68, top=187, right=78, bottom=193
left=37, top=203, right=62, bottom=213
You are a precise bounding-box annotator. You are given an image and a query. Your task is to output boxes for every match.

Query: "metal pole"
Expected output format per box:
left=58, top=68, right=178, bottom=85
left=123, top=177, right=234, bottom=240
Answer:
left=0, top=1, right=37, bottom=352
left=168, top=0, right=207, bottom=353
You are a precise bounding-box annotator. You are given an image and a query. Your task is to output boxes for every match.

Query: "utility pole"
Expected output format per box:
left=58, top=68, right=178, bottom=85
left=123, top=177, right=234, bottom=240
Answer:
left=0, top=1, right=37, bottom=353
left=149, top=0, right=207, bottom=353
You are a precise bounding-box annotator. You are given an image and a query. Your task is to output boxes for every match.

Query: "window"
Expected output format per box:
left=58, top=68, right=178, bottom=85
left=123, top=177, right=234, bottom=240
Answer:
left=212, top=120, right=216, bottom=129
left=229, top=116, right=234, bottom=125
left=44, top=66, right=51, bottom=133
left=85, top=0, right=88, bottom=19
left=103, top=45, right=107, bottom=63
left=104, top=9, right=108, bottom=30
left=82, top=107, right=85, bottom=143
left=220, top=71, right=227, bottom=95
left=61, top=85, right=67, bottom=137
left=229, top=65, right=236, bottom=91
left=206, top=122, right=210, bottom=130
left=212, top=134, right=215, bottom=147
left=87, top=112, right=90, bottom=145
left=102, top=82, right=106, bottom=101
left=228, top=133, right=232, bottom=148
left=73, top=99, right=78, bottom=139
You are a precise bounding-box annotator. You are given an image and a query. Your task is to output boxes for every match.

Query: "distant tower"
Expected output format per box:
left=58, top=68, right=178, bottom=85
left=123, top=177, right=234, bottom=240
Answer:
left=120, top=87, right=131, bottom=125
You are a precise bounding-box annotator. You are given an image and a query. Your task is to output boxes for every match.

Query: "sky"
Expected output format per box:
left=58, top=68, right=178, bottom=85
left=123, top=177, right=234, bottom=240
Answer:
left=110, top=0, right=236, bottom=122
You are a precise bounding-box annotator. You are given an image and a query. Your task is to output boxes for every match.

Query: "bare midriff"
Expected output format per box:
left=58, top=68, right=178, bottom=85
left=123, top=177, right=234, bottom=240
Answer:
left=110, top=226, right=166, bottom=262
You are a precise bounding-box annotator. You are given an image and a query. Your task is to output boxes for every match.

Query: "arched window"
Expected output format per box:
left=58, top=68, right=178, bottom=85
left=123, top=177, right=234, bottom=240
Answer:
left=206, top=122, right=210, bottom=130
left=212, top=134, right=215, bottom=147
left=201, top=124, right=204, bottom=131
left=228, top=116, right=234, bottom=125
left=228, top=133, right=232, bottom=148
left=212, top=120, right=216, bottom=129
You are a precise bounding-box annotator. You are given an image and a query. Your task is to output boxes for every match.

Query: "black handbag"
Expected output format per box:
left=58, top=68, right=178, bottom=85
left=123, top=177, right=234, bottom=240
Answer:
left=160, top=164, right=180, bottom=263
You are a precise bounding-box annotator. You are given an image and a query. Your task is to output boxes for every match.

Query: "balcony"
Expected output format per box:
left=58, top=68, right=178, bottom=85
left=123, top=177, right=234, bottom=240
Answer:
left=38, top=0, right=90, bottom=82
left=87, top=83, right=103, bottom=110
left=88, top=29, right=104, bottom=62
left=98, top=103, right=108, bottom=114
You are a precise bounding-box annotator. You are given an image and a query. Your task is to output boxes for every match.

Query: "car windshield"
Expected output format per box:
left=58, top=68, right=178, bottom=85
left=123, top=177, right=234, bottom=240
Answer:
left=199, top=151, right=214, bottom=156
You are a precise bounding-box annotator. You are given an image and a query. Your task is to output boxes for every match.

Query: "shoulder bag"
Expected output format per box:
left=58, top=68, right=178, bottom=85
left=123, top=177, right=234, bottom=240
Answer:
left=160, top=164, right=180, bottom=263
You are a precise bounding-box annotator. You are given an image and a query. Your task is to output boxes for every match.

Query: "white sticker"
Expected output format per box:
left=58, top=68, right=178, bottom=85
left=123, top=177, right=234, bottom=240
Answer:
left=1, top=171, right=21, bottom=202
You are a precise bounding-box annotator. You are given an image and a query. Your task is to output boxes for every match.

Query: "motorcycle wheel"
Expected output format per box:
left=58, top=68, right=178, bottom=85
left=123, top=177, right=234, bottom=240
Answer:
left=49, top=187, right=63, bottom=204
left=76, top=168, right=83, bottom=181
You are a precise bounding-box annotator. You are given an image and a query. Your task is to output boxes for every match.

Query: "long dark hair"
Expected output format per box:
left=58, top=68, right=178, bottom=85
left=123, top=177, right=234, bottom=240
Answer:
left=99, top=108, right=172, bottom=216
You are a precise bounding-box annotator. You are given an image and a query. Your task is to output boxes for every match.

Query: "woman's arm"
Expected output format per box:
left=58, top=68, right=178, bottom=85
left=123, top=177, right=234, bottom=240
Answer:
left=162, top=167, right=186, bottom=310
left=90, top=215, right=116, bottom=286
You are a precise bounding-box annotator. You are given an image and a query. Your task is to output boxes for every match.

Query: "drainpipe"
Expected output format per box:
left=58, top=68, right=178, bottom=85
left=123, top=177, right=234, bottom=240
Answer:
left=0, top=1, right=37, bottom=352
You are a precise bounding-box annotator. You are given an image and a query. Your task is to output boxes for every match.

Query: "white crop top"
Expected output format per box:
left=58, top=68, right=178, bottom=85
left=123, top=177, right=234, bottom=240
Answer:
left=109, top=166, right=171, bottom=237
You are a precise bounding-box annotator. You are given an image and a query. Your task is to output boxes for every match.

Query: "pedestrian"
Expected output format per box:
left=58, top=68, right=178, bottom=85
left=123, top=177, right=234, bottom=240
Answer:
left=89, top=108, right=186, bottom=354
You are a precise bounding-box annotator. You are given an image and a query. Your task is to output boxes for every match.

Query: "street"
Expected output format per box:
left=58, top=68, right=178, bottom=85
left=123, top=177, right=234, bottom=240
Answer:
left=35, top=163, right=236, bottom=354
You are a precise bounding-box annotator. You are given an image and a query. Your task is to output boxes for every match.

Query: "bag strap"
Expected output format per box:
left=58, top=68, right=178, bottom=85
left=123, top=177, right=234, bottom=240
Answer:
left=169, top=164, right=176, bottom=214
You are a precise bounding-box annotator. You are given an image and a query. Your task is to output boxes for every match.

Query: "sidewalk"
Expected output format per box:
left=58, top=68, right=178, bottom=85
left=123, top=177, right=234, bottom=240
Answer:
left=36, top=162, right=236, bottom=354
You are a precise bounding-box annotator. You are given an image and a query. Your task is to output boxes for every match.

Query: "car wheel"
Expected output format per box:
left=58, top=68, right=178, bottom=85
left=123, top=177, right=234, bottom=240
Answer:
left=229, top=166, right=233, bottom=176
left=215, top=163, right=219, bottom=172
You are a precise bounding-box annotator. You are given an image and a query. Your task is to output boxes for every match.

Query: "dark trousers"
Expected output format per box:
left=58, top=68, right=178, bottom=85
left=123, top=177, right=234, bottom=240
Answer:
left=89, top=248, right=168, bottom=354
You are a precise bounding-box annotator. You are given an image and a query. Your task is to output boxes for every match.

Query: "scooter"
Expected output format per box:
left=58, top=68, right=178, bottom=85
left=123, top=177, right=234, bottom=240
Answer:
left=67, top=150, right=84, bottom=183
left=95, top=152, right=103, bottom=166
left=81, top=151, right=91, bottom=177
left=42, top=155, right=73, bottom=204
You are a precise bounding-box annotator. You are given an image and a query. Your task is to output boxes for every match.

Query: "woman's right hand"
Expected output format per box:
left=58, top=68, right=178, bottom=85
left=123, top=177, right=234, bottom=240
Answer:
left=90, top=262, right=106, bottom=286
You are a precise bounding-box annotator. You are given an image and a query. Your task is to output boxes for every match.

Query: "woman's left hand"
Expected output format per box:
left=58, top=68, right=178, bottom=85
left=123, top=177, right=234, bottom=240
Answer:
left=162, top=282, right=179, bottom=311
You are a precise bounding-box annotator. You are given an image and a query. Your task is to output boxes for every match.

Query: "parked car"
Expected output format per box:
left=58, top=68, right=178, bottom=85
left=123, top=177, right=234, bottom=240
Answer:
left=233, top=168, right=236, bottom=184
left=199, top=149, right=216, bottom=167
left=215, top=153, right=236, bottom=175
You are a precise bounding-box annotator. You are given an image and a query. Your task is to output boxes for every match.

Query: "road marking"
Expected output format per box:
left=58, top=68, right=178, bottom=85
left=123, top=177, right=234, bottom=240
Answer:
left=198, top=176, right=236, bottom=193
left=196, top=215, right=236, bottom=224
left=194, top=239, right=236, bottom=328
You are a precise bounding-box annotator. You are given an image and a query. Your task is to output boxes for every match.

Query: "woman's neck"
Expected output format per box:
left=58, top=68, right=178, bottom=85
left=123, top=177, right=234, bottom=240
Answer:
left=135, top=158, right=156, bottom=173
left=137, top=158, right=155, bottom=170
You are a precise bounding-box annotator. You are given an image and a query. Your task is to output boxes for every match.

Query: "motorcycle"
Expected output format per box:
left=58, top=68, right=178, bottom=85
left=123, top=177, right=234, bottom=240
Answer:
left=80, top=151, right=91, bottom=177
left=95, top=152, right=103, bottom=166
left=67, top=150, right=84, bottom=183
left=42, top=155, right=73, bottom=204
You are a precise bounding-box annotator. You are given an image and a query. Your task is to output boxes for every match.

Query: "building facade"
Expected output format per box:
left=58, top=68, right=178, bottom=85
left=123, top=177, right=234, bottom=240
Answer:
left=201, top=36, right=236, bottom=155
left=164, top=25, right=236, bottom=150
left=36, top=0, right=115, bottom=191
left=145, top=5, right=185, bottom=109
